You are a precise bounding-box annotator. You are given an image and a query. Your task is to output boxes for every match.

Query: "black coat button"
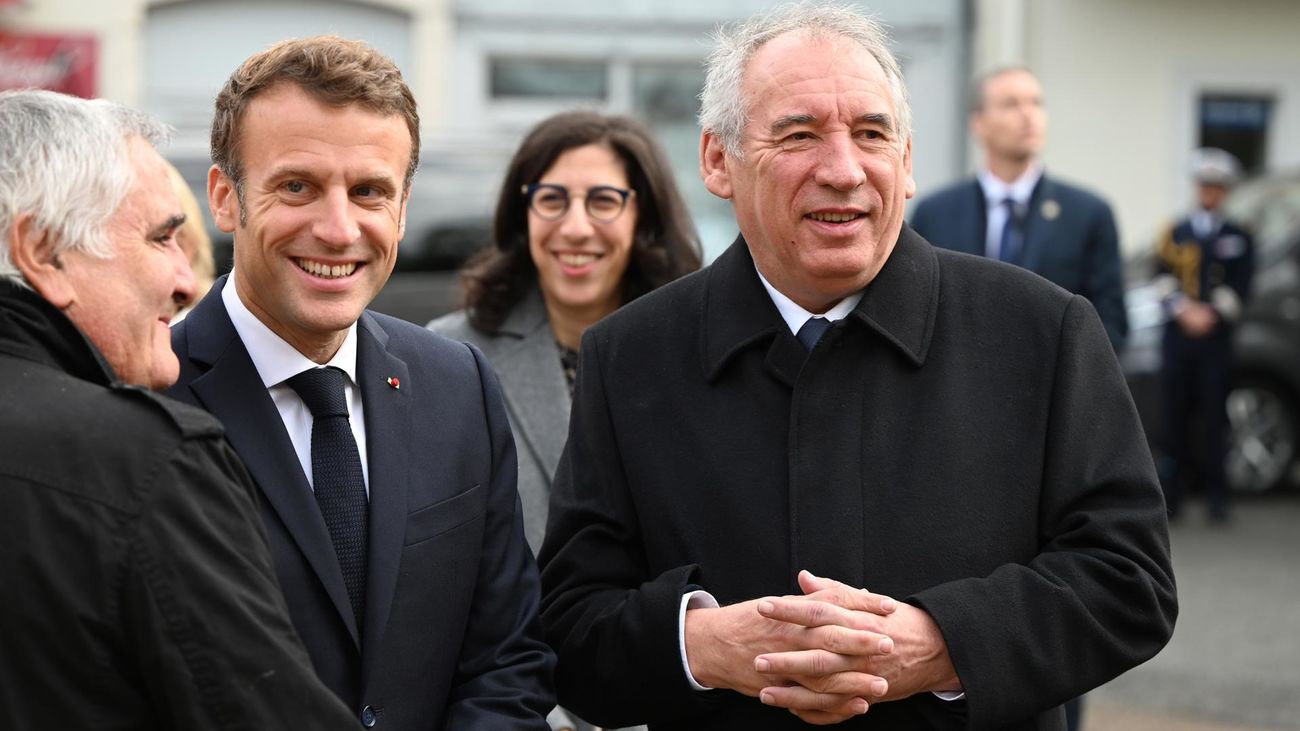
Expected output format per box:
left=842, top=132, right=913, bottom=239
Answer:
left=360, top=705, right=376, bottom=727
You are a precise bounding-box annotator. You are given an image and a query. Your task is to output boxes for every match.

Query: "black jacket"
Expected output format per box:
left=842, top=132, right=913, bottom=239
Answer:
left=0, top=281, right=357, bottom=730
left=540, top=229, right=1177, bottom=730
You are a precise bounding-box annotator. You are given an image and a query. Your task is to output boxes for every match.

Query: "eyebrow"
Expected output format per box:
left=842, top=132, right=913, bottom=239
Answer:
left=769, top=112, right=897, bottom=135
left=148, top=214, right=186, bottom=240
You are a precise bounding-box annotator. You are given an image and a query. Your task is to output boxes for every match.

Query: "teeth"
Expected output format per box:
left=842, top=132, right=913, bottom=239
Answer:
left=558, top=253, right=598, bottom=266
left=809, top=212, right=860, bottom=223
left=296, top=258, right=356, bottom=279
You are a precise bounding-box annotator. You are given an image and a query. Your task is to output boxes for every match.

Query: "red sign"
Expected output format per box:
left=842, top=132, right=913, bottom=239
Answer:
left=0, top=31, right=98, bottom=98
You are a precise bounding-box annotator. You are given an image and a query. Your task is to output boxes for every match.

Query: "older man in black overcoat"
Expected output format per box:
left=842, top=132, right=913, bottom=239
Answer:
left=538, top=5, right=1177, bottom=730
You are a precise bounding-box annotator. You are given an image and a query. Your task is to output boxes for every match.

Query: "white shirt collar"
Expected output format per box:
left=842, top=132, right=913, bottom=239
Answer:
left=978, top=164, right=1043, bottom=208
left=754, top=265, right=865, bottom=336
left=222, top=273, right=360, bottom=388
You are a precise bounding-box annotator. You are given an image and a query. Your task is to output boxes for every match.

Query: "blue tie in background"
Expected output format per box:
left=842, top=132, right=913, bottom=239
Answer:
left=797, top=317, right=831, bottom=352
left=999, top=197, right=1024, bottom=264
left=287, top=366, right=369, bottom=629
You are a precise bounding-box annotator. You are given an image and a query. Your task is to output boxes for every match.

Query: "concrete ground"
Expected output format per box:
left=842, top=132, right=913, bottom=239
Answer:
left=1082, top=494, right=1300, bottom=731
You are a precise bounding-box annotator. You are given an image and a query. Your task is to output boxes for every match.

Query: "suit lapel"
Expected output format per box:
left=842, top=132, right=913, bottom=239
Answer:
left=966, top=180, right=990, bottom=257
left=1020, top=175, right=1054, bottom=271
left=355, top=312, right=410, bottom=674
left=179, top=279, right=361, bottom=646
left=491, top=293, right=570, bottom=481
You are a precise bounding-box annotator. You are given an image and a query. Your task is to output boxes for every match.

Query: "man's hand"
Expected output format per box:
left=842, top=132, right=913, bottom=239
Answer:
left=1176, top=300, right=1219, bottom=337
left=684, top=579, right=897, bottom=724
left=755, top=571, right=961, bottom=719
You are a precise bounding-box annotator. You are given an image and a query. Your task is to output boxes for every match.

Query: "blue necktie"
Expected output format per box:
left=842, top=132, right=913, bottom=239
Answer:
left=999, top=197, right=1024, bottom=264
left=287, top=366, right=369, bottom=628
left=797, top=317, right=832, bottom=352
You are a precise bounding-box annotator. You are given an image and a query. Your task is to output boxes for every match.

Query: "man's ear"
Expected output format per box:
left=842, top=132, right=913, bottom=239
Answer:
left=700, top=131, right=734, bottom=200
left=208, top=164, right=238, bottom=233
left=903, top=136, right=916, bottom=199
left=7, top=213, right=76, bottom=308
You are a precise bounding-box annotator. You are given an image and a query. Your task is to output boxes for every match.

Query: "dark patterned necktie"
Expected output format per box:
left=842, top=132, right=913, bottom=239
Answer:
left=797, top=317, right=832, bottom=352
left=999, top=197, right=1025, bottom=264
left=286, top=366, right=368, bottom=628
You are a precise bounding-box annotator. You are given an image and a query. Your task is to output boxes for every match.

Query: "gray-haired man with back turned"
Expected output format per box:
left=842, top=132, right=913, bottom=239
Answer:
left=0, top=89, right=357, bottom=729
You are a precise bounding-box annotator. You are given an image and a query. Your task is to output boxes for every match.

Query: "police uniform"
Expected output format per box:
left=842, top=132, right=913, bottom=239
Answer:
left=1153, top=149, right=1255, bottom=521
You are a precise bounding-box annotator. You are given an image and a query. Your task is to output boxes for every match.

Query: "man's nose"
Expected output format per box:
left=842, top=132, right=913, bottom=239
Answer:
left=813, top=134, right=867, bottom=191
left=171, top=240, right=197, bottom=311
left=312, top=188, right=361, bottom=246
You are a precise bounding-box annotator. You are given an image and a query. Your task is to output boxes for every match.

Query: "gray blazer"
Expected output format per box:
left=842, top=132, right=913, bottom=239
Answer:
left=429, top=288, right=569, bottom=557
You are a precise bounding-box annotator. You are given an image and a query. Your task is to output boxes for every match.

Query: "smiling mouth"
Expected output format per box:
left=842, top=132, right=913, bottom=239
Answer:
left=556, top=252, right=601, bottom=266
left=295, top=258, right=358, bottom=279
left=807, top=212, right=865, bottom=223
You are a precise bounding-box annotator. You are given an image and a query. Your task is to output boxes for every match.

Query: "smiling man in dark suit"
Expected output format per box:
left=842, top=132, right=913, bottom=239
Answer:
left=539, top=5, right=1175, bottom=730
left=167, top=36, right=553, bottom=730
left=911, top=67, right=1128, bottom=352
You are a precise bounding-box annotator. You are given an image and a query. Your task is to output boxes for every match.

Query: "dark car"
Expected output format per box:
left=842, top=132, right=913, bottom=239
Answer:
left=1122, top=170, right=1300, bottom=493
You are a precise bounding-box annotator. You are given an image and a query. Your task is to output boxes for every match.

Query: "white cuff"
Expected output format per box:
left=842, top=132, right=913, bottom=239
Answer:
left=1211, top=285, right=1243, bottom=322
left=933, top=690, right=966, bottom=701
left=679, top=590, right=719, bottom=691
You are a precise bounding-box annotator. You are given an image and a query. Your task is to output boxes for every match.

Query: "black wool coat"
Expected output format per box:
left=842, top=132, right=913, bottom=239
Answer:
left=539, top=228, right=1177, bottom=730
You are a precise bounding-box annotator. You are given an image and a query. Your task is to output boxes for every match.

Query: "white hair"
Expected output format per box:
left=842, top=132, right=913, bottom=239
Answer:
left=0, top=89, right=169, bottom=288
left=698, top=1, right=912, bottom=158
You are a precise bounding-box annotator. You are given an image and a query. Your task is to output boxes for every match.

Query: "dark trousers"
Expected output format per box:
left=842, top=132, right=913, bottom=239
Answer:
left=1158, top=327, right=1233, bottom=518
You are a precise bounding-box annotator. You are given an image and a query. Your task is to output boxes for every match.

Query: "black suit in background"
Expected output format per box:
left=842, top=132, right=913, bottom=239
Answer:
left=910, top=175, right=1129, bottom=352
left=539, top=229, right=1176, bottom=730
left=168, top=277, right=554, bottom=730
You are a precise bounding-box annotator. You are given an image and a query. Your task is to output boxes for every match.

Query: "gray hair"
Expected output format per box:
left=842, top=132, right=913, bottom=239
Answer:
left=0, top=89, right=170, bottom=288
left=699, top=1, right=912, bottom=158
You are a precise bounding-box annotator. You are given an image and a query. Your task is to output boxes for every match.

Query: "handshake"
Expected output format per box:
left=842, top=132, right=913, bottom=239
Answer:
left=684, top=571, right=962, bottom=725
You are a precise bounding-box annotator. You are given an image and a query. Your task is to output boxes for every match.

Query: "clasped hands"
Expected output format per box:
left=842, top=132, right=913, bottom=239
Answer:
left=685, top=570, right=959, bottom=725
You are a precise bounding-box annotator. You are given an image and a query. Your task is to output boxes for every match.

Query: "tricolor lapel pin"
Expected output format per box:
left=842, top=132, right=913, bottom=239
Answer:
left=386, top=376, right=401, bottom=390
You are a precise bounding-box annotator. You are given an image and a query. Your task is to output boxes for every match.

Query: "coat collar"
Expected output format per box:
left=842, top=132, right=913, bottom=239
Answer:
left=480, top=287, right=571, bottom=482
left=701, top=226, right=938, bottom=383
left=0, top=279, right=118, bottom=387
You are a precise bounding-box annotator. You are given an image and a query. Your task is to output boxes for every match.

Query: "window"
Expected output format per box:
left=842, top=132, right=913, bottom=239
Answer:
left=490, top=57, right=607, bottom=100
left=1199, top=94, right=1274, bottom=175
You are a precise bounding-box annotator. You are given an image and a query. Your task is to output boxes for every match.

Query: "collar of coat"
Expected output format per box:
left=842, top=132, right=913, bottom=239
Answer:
left=0, top=278, right=118, bottom=387
left=701, top=224, right=938, bottom=382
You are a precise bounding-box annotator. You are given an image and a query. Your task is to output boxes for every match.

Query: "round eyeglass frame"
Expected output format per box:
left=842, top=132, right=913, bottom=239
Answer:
left=521, top=183, right=637, bottom=223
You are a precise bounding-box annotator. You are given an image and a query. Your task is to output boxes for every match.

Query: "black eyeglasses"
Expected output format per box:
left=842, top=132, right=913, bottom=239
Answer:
left=521, top=183, right=636, bottom=223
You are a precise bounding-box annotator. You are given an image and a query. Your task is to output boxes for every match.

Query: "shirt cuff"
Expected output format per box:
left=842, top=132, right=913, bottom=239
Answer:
left=933, top=690, right=966, bottom=701
left=679, top=590, right=720, bottom=691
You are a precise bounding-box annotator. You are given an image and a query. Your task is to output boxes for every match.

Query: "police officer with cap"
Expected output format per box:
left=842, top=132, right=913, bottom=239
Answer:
left=1153, top=147, right=1255, bottom=523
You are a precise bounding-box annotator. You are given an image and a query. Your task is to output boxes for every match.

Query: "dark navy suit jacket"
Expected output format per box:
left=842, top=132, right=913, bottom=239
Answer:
left=911, top=175, right=1128, bottom=351
left=167, top=277, right=554, bottom=730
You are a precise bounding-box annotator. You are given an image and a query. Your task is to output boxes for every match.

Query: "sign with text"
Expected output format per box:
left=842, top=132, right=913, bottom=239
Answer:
left=0, top=31, right=98, bottom=98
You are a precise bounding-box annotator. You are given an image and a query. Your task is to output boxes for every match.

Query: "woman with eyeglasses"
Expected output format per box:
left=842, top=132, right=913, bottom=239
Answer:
left=429, top=110, right=699, bottom=730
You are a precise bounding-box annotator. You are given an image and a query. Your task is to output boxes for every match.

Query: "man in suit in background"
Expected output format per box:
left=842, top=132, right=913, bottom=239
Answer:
left=911, top=67, right=1128, bottom=352
left=167, top=36, right=554, bottom=730
left=539, top=5, right=1175, bottom=730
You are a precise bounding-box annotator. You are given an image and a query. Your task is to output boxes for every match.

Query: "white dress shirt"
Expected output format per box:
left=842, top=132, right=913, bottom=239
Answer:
left=978, top=165, right=1042, bottom=260
left=222, top=275, right=370, bottom=495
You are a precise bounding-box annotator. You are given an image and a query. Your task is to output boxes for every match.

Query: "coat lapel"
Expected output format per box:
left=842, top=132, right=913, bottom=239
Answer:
left=489, top=291, right=571, bottom=481
left=354, top=312, right=410, bottom=676
left=1020, top=175, right=1055, bottom=272
left=179, top=278, right=360, bottom=646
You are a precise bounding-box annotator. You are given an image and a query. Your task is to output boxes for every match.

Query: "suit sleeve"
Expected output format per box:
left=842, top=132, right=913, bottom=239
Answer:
left=538, top=332, right=711, bottom=728
left=124, top=435, right=359, bottom=730
left=908, top=295, right=1177, bottom=729
left=442, top=344, right=556, bottom=729
left=1082, top=201, right=1129, bottom=352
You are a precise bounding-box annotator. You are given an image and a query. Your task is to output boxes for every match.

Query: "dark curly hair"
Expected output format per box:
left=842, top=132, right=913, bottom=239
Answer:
left=462, top=110, right=702, bottom=333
